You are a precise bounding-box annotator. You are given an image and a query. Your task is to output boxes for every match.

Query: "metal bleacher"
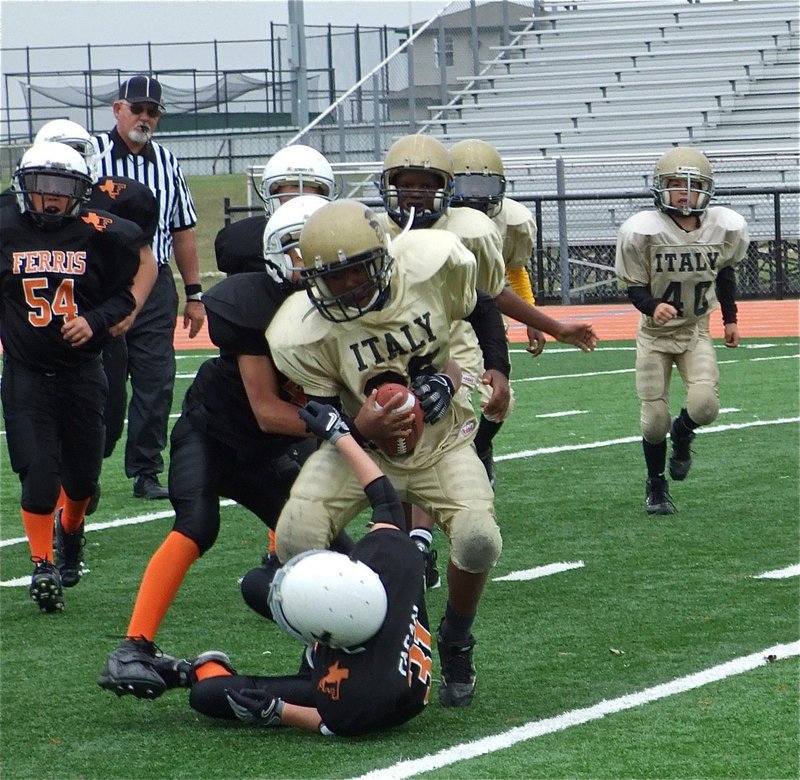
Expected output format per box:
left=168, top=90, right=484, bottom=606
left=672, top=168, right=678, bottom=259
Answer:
left=424, top=0, right=799, bottom=159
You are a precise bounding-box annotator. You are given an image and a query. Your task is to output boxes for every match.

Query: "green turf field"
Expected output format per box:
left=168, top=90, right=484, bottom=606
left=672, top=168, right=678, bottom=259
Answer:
left=1, top=338, right=798, bottom=779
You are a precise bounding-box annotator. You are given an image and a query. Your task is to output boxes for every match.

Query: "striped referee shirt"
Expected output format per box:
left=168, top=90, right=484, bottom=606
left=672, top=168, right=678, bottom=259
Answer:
left=94, top=128, right=197, bottom=267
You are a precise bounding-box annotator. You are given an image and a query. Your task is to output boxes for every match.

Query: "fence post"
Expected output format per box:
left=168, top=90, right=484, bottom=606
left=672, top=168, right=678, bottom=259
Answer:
left=774, top=191, right=784, bottom=300
left=556, top=157, right=571, bottom=305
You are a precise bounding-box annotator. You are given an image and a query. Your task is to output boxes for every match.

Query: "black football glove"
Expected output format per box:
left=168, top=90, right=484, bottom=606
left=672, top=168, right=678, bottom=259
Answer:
left=225, top=688, right=285, bottom=726
left=299, top=401, right=351, bottom=444
left=411, top=372, right=455, bottom=423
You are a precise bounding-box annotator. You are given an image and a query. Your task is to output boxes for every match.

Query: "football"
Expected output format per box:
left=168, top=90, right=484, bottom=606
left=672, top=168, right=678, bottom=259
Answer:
left=373, top=382, right=424, bottom=456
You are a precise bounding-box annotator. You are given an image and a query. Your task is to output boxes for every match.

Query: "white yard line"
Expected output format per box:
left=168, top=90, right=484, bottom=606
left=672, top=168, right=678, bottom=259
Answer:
left=535, top=410, right=589, bottom=419
left=349, top=641, right=800, bottom=780
left=494, top=416, right=800, bottom=462
left=493, top=561, right=584, bottom=581
left=753, top=564, right=800, bottom=579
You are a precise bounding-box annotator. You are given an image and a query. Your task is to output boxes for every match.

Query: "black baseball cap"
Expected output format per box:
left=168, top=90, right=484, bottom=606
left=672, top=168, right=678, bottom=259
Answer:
left=118, top=75, right=165, bottom=111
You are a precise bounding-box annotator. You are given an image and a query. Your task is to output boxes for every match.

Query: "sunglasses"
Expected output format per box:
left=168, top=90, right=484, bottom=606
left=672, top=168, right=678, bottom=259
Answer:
left=124, top=101, right=163, bottom=118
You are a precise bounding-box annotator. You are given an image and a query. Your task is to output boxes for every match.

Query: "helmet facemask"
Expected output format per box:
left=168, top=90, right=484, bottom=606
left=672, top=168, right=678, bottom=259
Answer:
left=262, top=195, right=329, bottom=288
left=302, top=246, right=394, bottom=323
left=380, top=167, right=452, bottom=229
left=13, top=142, right=92, bottom=229
left=651, top=148, right=715, bottom=217
left=451, top=172, right=506, bottom=218
left=257, top=145, right=336, bottom=216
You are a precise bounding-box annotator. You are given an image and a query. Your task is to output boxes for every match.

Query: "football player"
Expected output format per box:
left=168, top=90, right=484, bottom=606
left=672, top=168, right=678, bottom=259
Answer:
left=615, top=146, right=749, bottom=515
left=0, top=142, right=141, bottom=611
left=98, top=196, right=352, bottom=698
left=32, top=119, right=159, bottom=536
left=215, top=143, right=335, bottom=276
left=266, top=199, right=512, bottom=708
left=378, top=135, right=598, bottom=587
left=149, top=401, right=432, bottom=737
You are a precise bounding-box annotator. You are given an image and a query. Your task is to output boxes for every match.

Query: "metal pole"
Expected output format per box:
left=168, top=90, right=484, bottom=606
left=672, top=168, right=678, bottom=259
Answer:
left=288, top=0, right=309, bottom=135
left=556, top=157, right=571, bottom=304
left=773, top=191, right=784, bottom=300
left=470, top=0, right=479, bottom=82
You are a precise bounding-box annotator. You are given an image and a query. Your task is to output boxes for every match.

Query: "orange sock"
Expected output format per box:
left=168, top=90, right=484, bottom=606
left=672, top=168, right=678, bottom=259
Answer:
left=55, top=486, right=67, bottom=513
left=126, top=531, right=201, bottom=641
left=21, top=509, right=55, bottom=563
left=268, top=528, right=277, bottom=554
left=195, top=661, right=233, bottom=681
left=61, top=496, right=90, bottom=533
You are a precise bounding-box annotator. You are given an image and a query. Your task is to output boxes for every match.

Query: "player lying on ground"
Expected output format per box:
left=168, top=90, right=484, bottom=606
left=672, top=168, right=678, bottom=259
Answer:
left=136, top=401, right=431, bottom=736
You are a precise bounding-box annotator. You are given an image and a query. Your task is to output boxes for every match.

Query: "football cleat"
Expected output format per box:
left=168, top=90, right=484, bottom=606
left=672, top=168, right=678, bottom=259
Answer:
left=424, top=548, right=441, bottom=591
left=98, top=637, right=167, bottom=699
left=29, top=559, right=64, bottom=613
left=668, top=417, right=695, bottom=481
left=152, top=650, right=236, bottom=690
left=437, top=622, right=477, bottom=707
left=645, top=476, right=675, bottom=515
left=54, top=509, right=85, bottom=588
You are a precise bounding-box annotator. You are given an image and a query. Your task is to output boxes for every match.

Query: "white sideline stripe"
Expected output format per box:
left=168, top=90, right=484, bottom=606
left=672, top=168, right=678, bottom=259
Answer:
left=0, top=499, right=236, bottom=551
left=350, top=641, right=800, bottom=780
left=507, top=343, right=788, bottom=355
left=536, top=410, right=588, bottom=419
left=754, top=563, right=800, bottom=579
left=513, top=353, right=798, bottom=384
left=494, top=417, right=800, bottom=462
left=493, top=561, right=584, bottom=581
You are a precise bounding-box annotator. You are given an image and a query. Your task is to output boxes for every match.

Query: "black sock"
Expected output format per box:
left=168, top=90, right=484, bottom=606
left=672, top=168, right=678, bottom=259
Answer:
left=473, top=416, right=502, bottom=455
left=440, top=604, right=474, bottom=644
left=676, top=407, right=698, bottom=435
left=642, top=438, right=667, bottom=479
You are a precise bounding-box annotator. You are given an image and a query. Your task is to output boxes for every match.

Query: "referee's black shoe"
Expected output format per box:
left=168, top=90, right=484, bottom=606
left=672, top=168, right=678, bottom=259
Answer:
left=133, top=474, right=169, bottom=500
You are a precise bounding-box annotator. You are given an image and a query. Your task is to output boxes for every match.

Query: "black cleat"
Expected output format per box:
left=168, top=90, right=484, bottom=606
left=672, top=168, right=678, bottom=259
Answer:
left=437, top=623, right=477, bottom=707
left=477, top=447, right=496, bottom=491
left=54, top=509, right=85, bottom=588
left=132, top=474, right=169, bottom=500
left=98, top=637, right=166, bottom=699
left=424, top=548, right=441, bottom=591
left=152, top=650, right=236, bottom=690
left=645, top=476, right=675, bottom=515
left=668, top=417, right=695, bottom=481
left=30, top=560, right=64, bottom=613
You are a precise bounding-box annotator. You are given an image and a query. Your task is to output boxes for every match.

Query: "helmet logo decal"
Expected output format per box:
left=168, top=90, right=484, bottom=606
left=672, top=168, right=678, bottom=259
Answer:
left=81, top=212, right=114, bottom=232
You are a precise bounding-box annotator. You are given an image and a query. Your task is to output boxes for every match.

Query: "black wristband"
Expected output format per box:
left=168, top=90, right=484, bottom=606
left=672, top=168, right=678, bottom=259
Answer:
left=185, top=284, right=203, bottom=296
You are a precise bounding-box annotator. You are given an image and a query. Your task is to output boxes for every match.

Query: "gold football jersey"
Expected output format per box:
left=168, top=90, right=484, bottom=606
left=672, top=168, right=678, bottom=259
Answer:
left=376, top=207, right=505, bottom=297
left=493, top=197, right=536, bottom=272
left=615, top=206, right=749, bottom=344
left=267, top=228, right=480, bottom=470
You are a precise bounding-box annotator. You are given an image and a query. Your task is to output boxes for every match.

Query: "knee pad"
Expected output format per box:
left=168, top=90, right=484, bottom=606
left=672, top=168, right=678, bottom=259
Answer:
left=640, top=400, right=671, bottom=443
left=687, top=384, right=719, bottom=426
left=448, top=509, right=502, bottom=573
left=240, top=564, right=278, bottom=620
left=275, top=497, right=332, bottom=563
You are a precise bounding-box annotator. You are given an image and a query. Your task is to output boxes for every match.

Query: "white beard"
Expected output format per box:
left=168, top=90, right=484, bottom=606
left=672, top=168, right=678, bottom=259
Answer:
left=127, top=126, right=152, bottom=145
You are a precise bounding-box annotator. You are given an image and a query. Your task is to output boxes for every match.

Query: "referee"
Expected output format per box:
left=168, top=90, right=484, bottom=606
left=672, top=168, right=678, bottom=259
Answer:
left=94, top=75, right=205, bottom=500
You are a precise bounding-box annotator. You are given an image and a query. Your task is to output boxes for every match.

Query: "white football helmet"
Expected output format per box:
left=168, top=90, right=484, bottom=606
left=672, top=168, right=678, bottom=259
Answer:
left=268, top=550, right=388, bottom=650
left=379, top=134, right=453, bottom=229
left=450, top=138, right=506, bottom=219
left=33, top=119, right=100, bottom=183
left=298, top=200, right=394, bottom=322
left=262, top=194, right=329, bottom=287
left=13, top=141, right=92, bottom=227
left=257, top=144, right=336, bottom=216
left=651, top=146, right=715, bottom=216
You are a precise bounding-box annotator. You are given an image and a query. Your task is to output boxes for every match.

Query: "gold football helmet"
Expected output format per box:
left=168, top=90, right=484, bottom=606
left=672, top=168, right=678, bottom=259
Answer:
left=652, top=147, right=715, bottom=216
left=450, top=138, right=506, bottom=218
left=299, top=200, right=394, bottom=322
left=379, top=134, right=453, bottom=228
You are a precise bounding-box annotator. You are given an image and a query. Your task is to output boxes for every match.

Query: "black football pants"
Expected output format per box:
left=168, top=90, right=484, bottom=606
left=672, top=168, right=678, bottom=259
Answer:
left=1, top=356, right=106, bottom=514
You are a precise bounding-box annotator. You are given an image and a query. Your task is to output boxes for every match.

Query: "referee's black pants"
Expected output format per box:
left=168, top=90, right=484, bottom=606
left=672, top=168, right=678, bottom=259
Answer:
left=1, top=356, right=106, bottom=514
left=123, top=265, right=177, bottom=479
